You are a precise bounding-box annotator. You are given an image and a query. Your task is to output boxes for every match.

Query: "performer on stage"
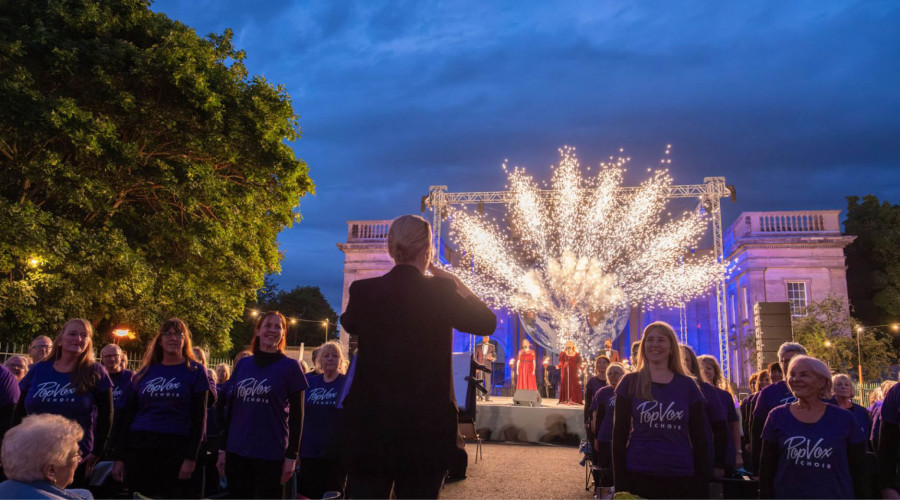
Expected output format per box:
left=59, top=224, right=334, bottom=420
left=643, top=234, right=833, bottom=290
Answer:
left=558, top=341, right=583, bottom=405
left=602, top=339, right=620, bottom=362
left=515, top=339, right=538, bottom=391
left=474, top=336, right=496, bottom=401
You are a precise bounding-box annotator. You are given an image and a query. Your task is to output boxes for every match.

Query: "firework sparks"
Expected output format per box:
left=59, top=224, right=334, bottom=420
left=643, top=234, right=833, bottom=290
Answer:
left=447, top=147, right=727, bottom=352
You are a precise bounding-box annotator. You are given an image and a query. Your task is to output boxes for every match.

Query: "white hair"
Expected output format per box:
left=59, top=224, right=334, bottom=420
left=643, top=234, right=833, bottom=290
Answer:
left=787, top=355, right=833, bottom=399
left=1, top=414, right=82, bottom=482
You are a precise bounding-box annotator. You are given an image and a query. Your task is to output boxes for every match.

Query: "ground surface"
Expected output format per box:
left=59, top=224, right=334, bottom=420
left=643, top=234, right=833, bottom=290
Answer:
left=441, top=442, right=593, bottom=500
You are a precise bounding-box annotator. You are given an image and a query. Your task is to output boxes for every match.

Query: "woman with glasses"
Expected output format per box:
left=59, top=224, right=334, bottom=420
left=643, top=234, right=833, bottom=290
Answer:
left=109, top=318, right=210, bottom=498
left=14, top=318, right=113, bottom=487
left=217, top=311, right=308, bottom=499
left=3, top=356, right=29, bottom=382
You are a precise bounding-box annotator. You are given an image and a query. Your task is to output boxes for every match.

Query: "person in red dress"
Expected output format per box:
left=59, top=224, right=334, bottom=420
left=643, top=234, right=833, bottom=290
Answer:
left=558, top=340, right=583, bottom=404
left=515, top=339, right=538, bottom=391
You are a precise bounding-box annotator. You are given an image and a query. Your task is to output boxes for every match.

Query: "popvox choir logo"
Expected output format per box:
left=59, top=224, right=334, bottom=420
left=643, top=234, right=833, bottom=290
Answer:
left=34, top=381, right=77, bottom=403
left=779, top=395, right=798, bottom=405
left=235, top=378, right=272, bottom=403
left=783, top=436, right=833, bottom=468
left=112, top=386, right=126, bottom=402
left=142, top=377, right=182, bottom=397
left=307, top=387, right=338, bottom=405
left=637, top=400, right=684, bottom=430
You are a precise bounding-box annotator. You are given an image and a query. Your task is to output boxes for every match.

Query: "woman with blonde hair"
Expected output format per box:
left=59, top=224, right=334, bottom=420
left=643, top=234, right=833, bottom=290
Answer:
left=558, top=340, right=583, bottom=404
left=15, top=318, right=112, bottom=487
left=297, top=340, right=348, bottom=499
left=340, top=214, right=496, bottom=498
left=109, top=318, right=210, bottom=498
left=760, top=355, right=866, bottom=498
left=0, top=414, right=89, bottom=498
left=832, top=373, right=870, bottom=438
left=612, top=322, right=708, bottom=498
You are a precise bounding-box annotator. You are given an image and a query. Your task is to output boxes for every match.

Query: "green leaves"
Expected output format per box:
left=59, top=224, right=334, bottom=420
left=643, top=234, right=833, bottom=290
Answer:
left=0, top=0, right=314, bottom=351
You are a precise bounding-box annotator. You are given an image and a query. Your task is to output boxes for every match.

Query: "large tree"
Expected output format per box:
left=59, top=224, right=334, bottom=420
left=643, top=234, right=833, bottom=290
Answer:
left=0, top=0, right=314, bottom=348
left=844, top=195, right=900, bottom=331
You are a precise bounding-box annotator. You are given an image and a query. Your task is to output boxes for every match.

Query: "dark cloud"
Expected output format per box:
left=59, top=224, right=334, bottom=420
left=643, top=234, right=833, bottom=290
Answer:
left=150, top=0, right=900, bottom=309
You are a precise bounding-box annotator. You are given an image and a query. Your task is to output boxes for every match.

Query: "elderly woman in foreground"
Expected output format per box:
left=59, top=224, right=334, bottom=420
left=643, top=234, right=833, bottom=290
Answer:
left=0, top=414, right=92, bottom=499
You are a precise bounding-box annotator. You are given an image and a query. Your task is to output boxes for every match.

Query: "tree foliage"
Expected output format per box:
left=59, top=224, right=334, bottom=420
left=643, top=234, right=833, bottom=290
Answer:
left=792, top=296, right=893, bottom=381
left=844, top=195, right=900, bottom=329
left=0, top=0, right=314, bottom=349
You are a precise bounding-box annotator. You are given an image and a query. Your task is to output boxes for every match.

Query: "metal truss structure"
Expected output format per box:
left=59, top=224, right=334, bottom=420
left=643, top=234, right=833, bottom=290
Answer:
left=425, top=177, right=735, bottom=380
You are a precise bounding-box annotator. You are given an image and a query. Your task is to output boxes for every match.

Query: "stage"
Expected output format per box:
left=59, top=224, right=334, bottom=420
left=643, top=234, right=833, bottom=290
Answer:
left=472, top=396, right=586, bottom=444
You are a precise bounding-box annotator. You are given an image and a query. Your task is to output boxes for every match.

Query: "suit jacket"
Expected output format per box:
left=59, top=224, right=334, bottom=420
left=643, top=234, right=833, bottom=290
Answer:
left=603, top=348, right=621, bottom=363
left=474, top=341, right=497, bottom=366
left=339, top=264, right=496, bottom=469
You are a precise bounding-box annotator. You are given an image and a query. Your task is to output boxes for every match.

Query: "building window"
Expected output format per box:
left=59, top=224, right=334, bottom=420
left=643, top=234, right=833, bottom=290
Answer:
left=787, top=282, right=808, bottom=317
left=730, top=294, right=737, bottom=326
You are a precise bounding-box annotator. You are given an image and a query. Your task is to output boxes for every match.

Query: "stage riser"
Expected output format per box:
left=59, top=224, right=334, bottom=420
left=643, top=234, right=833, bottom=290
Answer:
left=473, top=397, right=586, bottom=444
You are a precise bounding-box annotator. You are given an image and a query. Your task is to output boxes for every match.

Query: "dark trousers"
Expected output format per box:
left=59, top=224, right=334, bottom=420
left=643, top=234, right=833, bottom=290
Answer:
left=626, top=472, right=703, bottom=499
left=225, top=452, right=285, bottom=499
left=297, top=457, right=345, bottom=500
left=346, top=465, right=445, bottom=499
left=124, top=431, right=192, bottom=498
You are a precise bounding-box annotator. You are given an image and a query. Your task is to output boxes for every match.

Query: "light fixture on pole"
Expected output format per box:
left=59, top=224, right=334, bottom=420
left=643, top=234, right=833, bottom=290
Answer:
left=112, top=327, right=133, bottom=345
left=322, top=320, right=329, bottom=343
left=854, top=323, right=900, bottom=383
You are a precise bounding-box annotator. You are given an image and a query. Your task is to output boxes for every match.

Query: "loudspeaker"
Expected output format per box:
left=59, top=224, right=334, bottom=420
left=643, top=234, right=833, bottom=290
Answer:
left=753, top=302, right=793, bottom=370
left=513, top=389, right=542, bottom=407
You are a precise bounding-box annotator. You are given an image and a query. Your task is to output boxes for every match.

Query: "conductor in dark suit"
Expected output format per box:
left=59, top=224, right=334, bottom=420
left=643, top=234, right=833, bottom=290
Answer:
left=339, top=214, right=497, bottom=499
left=473, top=336, right=496, bottom=401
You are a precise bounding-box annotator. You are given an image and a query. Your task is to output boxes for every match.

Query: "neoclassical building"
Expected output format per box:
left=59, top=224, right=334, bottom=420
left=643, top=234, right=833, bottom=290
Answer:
left=337, top=210, right=854, bottom=385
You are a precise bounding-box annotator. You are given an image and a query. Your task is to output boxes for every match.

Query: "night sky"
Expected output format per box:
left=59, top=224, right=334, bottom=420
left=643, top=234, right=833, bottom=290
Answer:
left=150, top=0, right=900, bottom=310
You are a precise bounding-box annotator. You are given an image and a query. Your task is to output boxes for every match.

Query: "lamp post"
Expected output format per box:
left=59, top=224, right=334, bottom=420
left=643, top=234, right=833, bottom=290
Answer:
left=112, top=327, right=132, bottom=345
left=322, top=320, right=329, bottom=343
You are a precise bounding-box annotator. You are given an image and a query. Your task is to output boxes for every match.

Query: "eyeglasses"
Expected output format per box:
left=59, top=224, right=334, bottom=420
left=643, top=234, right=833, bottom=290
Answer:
left=31, top=345, right=52, bottom=351
left=161, top=330, right=184, bottom=339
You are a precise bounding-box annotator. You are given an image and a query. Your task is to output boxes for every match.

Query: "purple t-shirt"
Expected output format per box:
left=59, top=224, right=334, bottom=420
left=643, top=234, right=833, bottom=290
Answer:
left=226, top=355, right=309, bottom=461
left=20, top=360, right=112, bottom=454
left=753, top=380, right=797, bottom=425
left=616, top=373, right=703, bottom=476
left=129, top=361, right=210, bottom=436
left=591, top=385, right=616, bottom=442
left=715, top=387, right=739, bottom=466
left=762, top=404, right=866, bottom=499
left=870, top=400, right=884, bottom=445
left=0, top=365, right=19, bottom=406
left=110, top=369, right=134, bottom=410
left=301, top=373, right=346, bottom=458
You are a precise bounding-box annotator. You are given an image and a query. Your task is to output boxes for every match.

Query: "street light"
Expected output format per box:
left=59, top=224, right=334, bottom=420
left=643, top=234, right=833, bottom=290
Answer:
left=322, top=320, right=329, bottom=343
left=112, top=327, right=133, bottom=345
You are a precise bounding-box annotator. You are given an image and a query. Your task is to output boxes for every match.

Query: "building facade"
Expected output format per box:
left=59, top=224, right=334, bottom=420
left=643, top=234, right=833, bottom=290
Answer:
left=337, top=210, right=855, bottom=385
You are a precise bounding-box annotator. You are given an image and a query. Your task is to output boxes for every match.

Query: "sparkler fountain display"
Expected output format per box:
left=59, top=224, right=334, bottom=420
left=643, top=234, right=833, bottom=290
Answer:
left=446, top=147, right=728, bottom=353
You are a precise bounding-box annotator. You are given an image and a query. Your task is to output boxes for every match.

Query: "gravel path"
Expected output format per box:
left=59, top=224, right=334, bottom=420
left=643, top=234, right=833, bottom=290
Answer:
left=441, top=442, right=594, bottom=499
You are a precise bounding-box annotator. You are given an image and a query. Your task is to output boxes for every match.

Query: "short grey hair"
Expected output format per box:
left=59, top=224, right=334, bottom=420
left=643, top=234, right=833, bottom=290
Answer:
left=786, top=355, right=833, bottom=399
left=777, top=342, right=807, bottom=364
left=1, top=414, right=83, bottom=482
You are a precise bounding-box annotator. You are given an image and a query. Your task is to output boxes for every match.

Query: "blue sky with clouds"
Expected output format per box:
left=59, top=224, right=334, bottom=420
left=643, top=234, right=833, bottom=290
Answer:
left=150, top=0, right=900, bottom=310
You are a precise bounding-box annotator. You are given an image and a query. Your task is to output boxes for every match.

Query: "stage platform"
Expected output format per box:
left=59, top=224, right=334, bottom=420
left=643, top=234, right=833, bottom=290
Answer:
left=472, top=396, right=586, bottom=445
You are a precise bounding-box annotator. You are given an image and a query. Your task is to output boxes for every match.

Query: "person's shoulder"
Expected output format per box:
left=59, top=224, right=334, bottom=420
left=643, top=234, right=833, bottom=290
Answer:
left=768, top=402, right=792, bottom=419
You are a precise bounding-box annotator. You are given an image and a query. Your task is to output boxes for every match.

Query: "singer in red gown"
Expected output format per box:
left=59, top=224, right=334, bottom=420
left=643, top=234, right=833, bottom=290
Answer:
left=558, top=341, right=583, bottom=404
left=516, top=339, right=538, bottom=390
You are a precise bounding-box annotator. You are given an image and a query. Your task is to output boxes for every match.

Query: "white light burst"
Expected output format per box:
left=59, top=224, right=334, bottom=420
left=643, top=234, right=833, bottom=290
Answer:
left=447, top=147, right=727, bottom=352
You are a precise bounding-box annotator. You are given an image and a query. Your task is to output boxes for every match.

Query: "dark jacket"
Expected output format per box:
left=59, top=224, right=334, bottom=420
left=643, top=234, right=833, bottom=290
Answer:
left=339, top=264, right=496, bottom=470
